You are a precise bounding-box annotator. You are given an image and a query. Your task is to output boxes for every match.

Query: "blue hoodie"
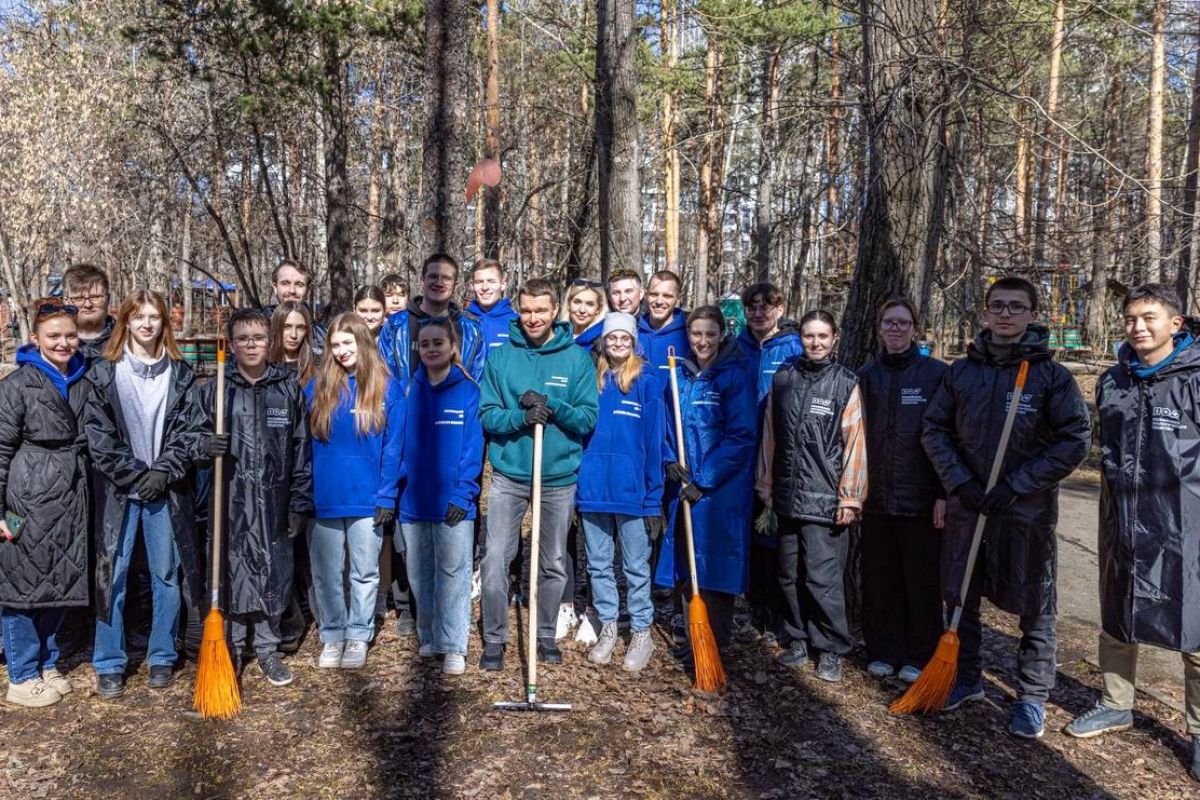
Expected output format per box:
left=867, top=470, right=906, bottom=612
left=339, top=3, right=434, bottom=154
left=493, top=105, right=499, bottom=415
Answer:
left=577, top=369, right=665, bottom=517
left=574, top=320, right=604, bottom=350
left=17, top=343, right=87, bottom=398
left=467, top=297, right=518, bottom=356
left=399, top=364, right=484, bottom=522
left=737, top=323, right=804, bottom=411
left=304, top=374, right=406, bottom=518
left=638, top=310, right=691, bottom=388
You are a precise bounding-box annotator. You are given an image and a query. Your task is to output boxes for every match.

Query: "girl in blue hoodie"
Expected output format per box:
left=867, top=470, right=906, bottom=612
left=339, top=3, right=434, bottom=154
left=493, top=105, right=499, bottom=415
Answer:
left=399, top=318, right=484, bottom=676
left=304, top=313, right=404, bottom=670
left=576, top=313, right=665, bottom=672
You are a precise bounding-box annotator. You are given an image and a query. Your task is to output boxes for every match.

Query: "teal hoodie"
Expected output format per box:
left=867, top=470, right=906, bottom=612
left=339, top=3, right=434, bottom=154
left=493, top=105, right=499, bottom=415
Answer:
left=480, top=320, right=599, bottom=486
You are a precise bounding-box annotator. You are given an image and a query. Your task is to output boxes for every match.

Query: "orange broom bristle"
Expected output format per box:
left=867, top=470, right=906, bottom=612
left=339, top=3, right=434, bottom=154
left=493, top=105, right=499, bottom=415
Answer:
left=889, top=630, right=960, bottom=714
left=688, top=594, right=727, bottom=694
left=193, top=608, right=241, bottom=719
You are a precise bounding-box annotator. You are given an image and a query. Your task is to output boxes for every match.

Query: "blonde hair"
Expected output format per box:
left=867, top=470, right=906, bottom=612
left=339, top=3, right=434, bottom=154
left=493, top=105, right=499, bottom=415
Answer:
left=558, top=284, right=608, bottom=328
left=309, top=313, right=391, bottom=442
left=595, top=348, right=645, bottom=395
left=102, top=290, right=183, bottom=362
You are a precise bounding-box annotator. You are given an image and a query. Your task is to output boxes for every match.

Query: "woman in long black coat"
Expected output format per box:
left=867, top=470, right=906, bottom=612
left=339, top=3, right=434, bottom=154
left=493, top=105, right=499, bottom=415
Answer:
left=0, top=299, right=91, bottom=707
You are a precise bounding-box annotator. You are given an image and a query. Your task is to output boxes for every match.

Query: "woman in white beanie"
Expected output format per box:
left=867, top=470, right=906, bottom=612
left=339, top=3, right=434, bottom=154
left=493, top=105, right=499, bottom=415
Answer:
left=574, top=312, right=667, bottom=671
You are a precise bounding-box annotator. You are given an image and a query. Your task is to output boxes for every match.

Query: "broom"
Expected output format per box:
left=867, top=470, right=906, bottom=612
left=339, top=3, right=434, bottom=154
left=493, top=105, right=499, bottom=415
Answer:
left=666, top=347, right=726, bottom=694
left=194, top=338, right=242, bottom=719
left=890, top=359, right=1030, bottom=714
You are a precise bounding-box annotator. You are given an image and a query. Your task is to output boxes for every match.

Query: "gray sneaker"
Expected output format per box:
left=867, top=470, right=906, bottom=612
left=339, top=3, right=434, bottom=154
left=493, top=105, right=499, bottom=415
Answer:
left=341, top=639, right=368, bottom=669
left=259, top=653, right=294, bottom=687
left=395, top=610, right=416, bottom=637
left=1064, top=702, right=1133, bottom=739
left=589, top=622, right=619, bottom=665
left=622, top=629, right=656, bottom=672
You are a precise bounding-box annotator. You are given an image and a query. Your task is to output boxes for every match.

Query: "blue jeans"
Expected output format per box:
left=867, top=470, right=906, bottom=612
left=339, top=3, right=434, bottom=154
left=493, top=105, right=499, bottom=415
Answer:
left=581, top=513, right=654, bottom=631
left=401, top=520, right=473, bottom=655
left=93, top=499, right=181, bottom=674
left=309, top=517, right=383, bottom=643
left=2, top=607, right=67, bottom=684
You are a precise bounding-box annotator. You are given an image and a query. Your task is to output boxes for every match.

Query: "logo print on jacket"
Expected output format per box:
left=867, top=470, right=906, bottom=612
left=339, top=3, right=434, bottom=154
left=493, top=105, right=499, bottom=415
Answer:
left=1151, top=406, right=1185, bottom=433
left=809, top=396, right=835, bottom=417
left=900, top=388, right=926, bottom=406
left=266, top=406, right=290, bottom=428
left=437, top=408, right=465, bottom=427
left=614, top=399, right=642, bottom=420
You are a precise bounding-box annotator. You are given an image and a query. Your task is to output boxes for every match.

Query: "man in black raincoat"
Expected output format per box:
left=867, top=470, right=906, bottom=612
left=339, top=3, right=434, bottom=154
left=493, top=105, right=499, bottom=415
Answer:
left=1065, top=283, right=1200, bottom=781
left=199, top=309, right=312, bottom=688
left=923, top=276, right=1090, bottom=740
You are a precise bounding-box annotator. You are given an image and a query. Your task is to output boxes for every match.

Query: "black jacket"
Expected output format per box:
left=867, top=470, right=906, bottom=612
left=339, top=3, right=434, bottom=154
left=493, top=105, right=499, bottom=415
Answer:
left=858, top=345, right=948, bottom=516
left=768, top=355, right=859, bottom=523
left=922, top=325, right=1090, bottom=616
left=84, top=357, right=208, bottom=623
left=77, top=315, right=116, bottom=367
left=0, top=360, right=92, bottom=608
left=198, top=364, right=313, bottom=617
left=1097, top=327, right=1200, bottom=651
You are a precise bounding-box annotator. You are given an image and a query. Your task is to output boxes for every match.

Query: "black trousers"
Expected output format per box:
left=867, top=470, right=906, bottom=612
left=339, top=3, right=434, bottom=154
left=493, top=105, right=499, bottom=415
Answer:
left=777, top=516, right=853, bottom=655
left=860, top=512, right=943, bottom=668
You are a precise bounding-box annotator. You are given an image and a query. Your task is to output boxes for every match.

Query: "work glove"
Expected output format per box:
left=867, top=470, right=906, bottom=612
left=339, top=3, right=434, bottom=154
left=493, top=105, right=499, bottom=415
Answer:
left=204, top=433, right=231, bottom=459
left=288, top=512, right=307, bottom=539
left=524, top=404, right=552, bottom=426
left=980, top=482, right=1019, bottom=516
left=665, top=462, right=691, bottom=485
left=134, top=469, right=170, bottom=502
left=519, top=390, right=548, bottom=409
left=373, top=506, right=396, bottom=528
left=953, top=479, right=986, bottom=514
left=444, top=503, right=468, bottom=527
left=679, top=483, right=704, bottom=506
left=644, top=515, right=664, bottom=541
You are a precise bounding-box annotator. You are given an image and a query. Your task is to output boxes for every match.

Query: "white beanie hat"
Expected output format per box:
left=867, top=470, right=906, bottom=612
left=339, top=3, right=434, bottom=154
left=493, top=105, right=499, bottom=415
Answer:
left=601, top=312, right=638, bottom=343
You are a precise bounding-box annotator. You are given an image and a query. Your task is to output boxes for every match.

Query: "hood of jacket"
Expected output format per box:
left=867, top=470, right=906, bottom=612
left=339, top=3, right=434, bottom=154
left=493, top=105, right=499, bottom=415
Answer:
left=639, top=308, right=688, bottom=337
left=1116, top=317, right=1200, bottom=381
left=411, top=362, right=470, bottom=392
left=224, top=360, right=293, bottom=389
left=737, top=320, right=801, bottom=353
left=682, top=336, right=747, bottom=379
left=410, top=298, right=475, bottom=323
left=17, top=343, right=88, bottom=397
left=467, top=297, right=514, bottom=321
left=507, top=319, right=577, bottom=353
left=966, top=323, right=1052, bottom=367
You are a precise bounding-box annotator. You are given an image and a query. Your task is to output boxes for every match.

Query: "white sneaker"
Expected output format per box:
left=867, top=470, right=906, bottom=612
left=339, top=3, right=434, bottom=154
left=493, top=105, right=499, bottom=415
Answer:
left=554, top=603, right=578, bottom=640
left=575, top=608, right=600, bottom=645
left=42, top=668, right=72, bottom=695
left=898, top=665, right=922, bottom=683
left=319, top=641, right=344, bottom=669
left=341, top=640, right=368, bottom=669
left=5, top=678, right=62, bottom=708
left=471, top=569, right=482, bottom=601
left=442, top=653, right=466, bottom=675
left=418, top=643, right=435, bottom=658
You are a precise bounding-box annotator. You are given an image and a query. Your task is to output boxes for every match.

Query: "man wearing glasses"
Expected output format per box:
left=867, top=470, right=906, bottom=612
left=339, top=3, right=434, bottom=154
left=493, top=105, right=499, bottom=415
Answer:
left=378, top=253, right=485, bottom=391
left=922, top=276, right=1090, bottom=740
left=61, top=263, right=114, bottom=365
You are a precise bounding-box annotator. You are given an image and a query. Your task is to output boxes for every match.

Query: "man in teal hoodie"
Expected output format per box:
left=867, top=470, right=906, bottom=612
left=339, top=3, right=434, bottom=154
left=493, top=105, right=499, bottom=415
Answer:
left=478, top=278, right=600, bottom=669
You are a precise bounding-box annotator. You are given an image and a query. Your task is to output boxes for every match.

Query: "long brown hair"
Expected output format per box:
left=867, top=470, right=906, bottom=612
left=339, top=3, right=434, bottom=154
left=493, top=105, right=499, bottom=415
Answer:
left=269, top=301, right=316, bottom=382
left=415, top=317, right=471, bottom=379
left=102, top=289, right=183, bottom=362
left=309, top=312, right=391, bottom=442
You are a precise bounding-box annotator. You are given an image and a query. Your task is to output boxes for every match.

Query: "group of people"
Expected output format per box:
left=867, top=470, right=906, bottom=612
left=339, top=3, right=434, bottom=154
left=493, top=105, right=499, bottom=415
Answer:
left=1, top=255, right=1199, bottom=780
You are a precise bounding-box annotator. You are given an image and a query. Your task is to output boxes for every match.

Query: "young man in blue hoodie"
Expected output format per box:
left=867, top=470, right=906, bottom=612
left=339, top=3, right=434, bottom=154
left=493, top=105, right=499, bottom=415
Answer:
left=478, top=278, right=600, bottom=669
left=467, top=258, right=518, bottom=355
left=637, top=270, right=691, bottom=385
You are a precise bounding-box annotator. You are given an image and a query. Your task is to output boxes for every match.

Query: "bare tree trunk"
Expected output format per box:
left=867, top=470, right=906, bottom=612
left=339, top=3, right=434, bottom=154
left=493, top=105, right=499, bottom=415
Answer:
left=180, top=210, right=193, bottom=337
left=1176, top=28, right=1200, bottom=308
left=322, top=36, right=353, bottom=314
left=696, top=37, right=726, bottom=305
left=484, top=0, right=502, bottom=259
left=661, top=0, right=680, bottom=273
left=1031, top=0, right=1064, bottom=268
left=1086, top=77, right=1123, bottom=349
left=825, top=27, right=842, bottom=274
left=421, top=0, right=474, bottom=258
left=753, top=46, right=781, bottom=283
left=365, top=76, right=385, bottom=286
left=1147, top=0, right=1167, bottom=280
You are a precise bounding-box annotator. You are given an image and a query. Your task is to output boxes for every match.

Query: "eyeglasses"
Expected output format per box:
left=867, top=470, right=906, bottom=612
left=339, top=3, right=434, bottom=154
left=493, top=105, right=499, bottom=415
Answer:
left=571, top=278, right=603, bottom=289
left=37, top=303, right=79, bottom=316
left=881, top=319, right=913, bottom=330
left=66, top=293, right=106, bottom=306
left=986, top=301, right=1031, bottom=316
left=233, top=334, right=269, bottom=346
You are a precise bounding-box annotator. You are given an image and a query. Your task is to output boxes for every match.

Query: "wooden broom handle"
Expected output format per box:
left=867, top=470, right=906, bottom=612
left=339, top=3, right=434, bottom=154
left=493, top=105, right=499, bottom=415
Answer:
left=210, top=339, right=227, bottom=606
left=526, top=422, right=544, bottom=700
left=951, top=359, right=1030, bottom=623
left=666, top=348, right=701, bottom=598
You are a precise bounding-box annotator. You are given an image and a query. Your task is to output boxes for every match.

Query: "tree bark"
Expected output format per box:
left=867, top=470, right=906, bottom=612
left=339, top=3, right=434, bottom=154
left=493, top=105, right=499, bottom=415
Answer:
left=1176, top=27, right=1200, bottom=309
left=824, top=27, right=842, bottom=275
left=1086, top=77, right=1123, bottom=350
left=484, top=0, right=502, bottom=259
left=753, top=46, right=781, bottom=283
left=696, top=37, right=726, bottom=305
left=322, top=35, right=353, bottom=314
left=1147, top=0, right=1167, bottom=280
left=661, top=0, right=681, bottom=273
left=1031, top=0, right=1065, bottom=268
left=180, top=210, right=193, bottom=337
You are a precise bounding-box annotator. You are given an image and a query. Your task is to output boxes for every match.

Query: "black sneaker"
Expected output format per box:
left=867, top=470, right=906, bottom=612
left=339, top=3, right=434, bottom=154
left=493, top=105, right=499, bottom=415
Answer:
left=778, top=641, right=808, bottom=667
left=148, top=665, right=175, bottom=689
left=479, top=641, right=505, bottom=671
left=815, top=652, right=842, bottom=683
left=259, top=653, right=294, bottom=687
left=1191, top=734, right=1200, bottom=782
left=96, top=672, right=125, bottom=699
left=536, top=637, right=562, bottom=664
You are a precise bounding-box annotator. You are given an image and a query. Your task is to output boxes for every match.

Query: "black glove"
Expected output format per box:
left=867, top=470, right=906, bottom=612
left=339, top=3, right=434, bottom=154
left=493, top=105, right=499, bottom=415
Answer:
left=205, top=433, right=231, bottom=458
left=519, top=390, right=548, bottom=409
left=373, top=506, right=396, bottom=527
left=644, top=516, right=664, bottom=541
left=134, top=469, right=170, bottom=502
left=953, top=479, right=986, bottom=513
left=980, top=482, right=1019, bottom=515
left=444, top=503, right=468, bottom=527
left=679, top=483, right=703, bottom=505
left=288, top=512, right=307, bottom=539
left=665, top=462, right=691, bottom=484
left=524, top=404, right=552, bottom=426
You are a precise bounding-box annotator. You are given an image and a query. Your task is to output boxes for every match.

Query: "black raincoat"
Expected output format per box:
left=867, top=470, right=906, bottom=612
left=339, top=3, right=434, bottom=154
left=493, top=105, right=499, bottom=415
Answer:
left=922, top=325, right=1091, bottom=617
left=197, top=363, right=312, bottom=617
left=0, top=351, right=92, bottom=607
left=83, top=357, right=208, bottom=623
left=1097, top=327, right=1200, bottom=651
